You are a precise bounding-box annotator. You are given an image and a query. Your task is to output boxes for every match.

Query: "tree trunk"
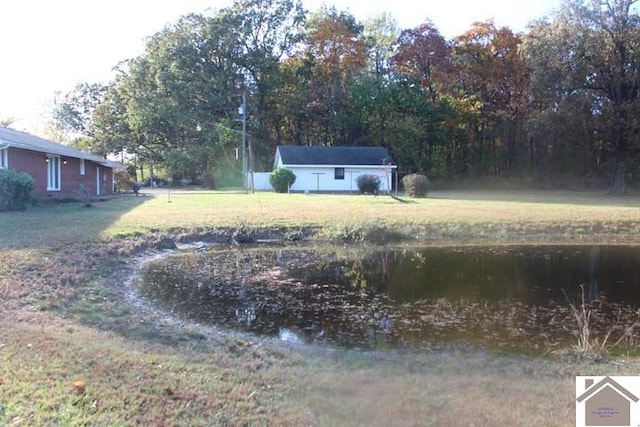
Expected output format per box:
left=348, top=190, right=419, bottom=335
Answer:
left=609, top=108, right=627, bottom=195
left=609, top=159, right=626, bottom=195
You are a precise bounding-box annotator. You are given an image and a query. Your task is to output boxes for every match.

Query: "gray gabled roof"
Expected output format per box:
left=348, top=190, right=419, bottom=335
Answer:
left=275, top=145, right=395, bottom=167
left=0, top=126, right=122, bottom=169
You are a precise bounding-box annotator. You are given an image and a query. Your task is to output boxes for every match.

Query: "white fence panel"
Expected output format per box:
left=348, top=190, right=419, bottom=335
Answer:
left=250, top=172, right=273, bottom=191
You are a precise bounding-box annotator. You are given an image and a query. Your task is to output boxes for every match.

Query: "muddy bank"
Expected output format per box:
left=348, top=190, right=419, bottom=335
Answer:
left=3, top=222, right=640, bottom=353
left=162, top=221, right=640, bottom=246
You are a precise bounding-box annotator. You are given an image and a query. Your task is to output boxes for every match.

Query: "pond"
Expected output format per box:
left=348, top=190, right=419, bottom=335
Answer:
left=135, top=245, right=640, bottom=355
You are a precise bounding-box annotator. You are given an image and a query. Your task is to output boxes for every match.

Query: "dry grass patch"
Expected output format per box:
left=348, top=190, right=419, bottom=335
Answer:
left=294, top=348, right=640, bottom=427
left=0, top=316, right=310, bottom=426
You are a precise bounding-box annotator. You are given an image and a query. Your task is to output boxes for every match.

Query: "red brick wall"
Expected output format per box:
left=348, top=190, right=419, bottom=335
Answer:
left=7, top=147, right=114, bottom=199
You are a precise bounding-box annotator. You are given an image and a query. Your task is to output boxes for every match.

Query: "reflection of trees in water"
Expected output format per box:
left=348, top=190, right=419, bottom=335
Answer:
left=587, top=246, right=600, bottom=301
left=288, top=248, right=410, bottom=293
left=249, top=245, right=640, bottom=306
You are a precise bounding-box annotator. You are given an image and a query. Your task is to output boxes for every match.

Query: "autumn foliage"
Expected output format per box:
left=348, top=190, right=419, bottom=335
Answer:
left=53, top=0, right=640, bottom=193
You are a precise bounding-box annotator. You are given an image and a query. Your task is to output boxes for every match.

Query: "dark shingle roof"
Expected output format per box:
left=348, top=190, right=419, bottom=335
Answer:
left=0, top=126, right=121, bottom=168
left=276, top=145, right=395, bottom=166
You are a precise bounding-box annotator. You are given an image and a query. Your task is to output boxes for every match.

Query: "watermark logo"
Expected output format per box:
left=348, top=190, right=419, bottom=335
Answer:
left=576, top=376, right=640, bottom=426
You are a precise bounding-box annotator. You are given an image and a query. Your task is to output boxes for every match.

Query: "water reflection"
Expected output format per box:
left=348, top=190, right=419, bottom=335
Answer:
left=278, top=328, right=304, bottom=344
left=136, top=245, right=640, bottom=354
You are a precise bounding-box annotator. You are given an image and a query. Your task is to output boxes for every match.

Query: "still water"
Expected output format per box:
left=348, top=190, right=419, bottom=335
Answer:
left=136, top=245, right=640, bottom=354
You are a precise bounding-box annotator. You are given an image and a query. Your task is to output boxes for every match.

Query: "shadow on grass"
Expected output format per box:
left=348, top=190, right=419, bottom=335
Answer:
left=388, top=194, right=418, bottom=204
left=0, top=195, right=150, bottom=249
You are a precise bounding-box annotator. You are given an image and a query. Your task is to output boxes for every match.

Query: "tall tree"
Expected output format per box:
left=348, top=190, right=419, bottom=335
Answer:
left=522, top=15, right=597, bottom=181
left=97, top=12, right=245, bottom=183
left=523, top=0, right=640, bottom=193
left=583, top=0, right=640, bottom=194
left=52, top=82, right=107, bottom=143
left=0, top=117, right=14, bottom=128
left=92, top=73, right=137, bottom=159
left=384, top=21, right=457, bottom=177
left=449, top=21, right=529, bottom=177
left=223, top=0, right=306, bottom=168
left=347, top=14, right=399, bottom=148
left=364, top=12, right=399, bottom=81
left=392, top=21, right=450, bottom=102
left=294, top=8, right=368, bottom=146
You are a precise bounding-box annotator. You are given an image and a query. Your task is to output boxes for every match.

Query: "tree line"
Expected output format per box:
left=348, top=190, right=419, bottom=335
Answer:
left=52, top=0, right=640, bottom=193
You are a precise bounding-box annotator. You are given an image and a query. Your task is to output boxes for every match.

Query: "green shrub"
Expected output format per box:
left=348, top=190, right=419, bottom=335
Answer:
left=269, top=168, right=296, bottom=193
left=0, top=169, right=35, bottom=211
left=356, top=174, right=381, bottom=194
left=114, top=169, right=136, bottom=193
left=402, top=173, right=430, bottom=197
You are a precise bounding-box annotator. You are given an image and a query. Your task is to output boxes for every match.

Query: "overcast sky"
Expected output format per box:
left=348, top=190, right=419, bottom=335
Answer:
left=0, top=0, right=561, bottom=133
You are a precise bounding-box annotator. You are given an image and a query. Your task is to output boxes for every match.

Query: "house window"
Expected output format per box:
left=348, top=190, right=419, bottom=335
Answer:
left=80, top=159, right=85, bottom=175
left=0, top=147, right=7, bottom=169
left=47, top=155, right=61, bottom=191
left=334, top=167, right=345, bottom=180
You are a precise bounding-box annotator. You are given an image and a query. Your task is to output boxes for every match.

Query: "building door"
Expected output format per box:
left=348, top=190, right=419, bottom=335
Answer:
left=47, top=155, right=60, bottom=191
left=96, top=166, right=101, bottom=195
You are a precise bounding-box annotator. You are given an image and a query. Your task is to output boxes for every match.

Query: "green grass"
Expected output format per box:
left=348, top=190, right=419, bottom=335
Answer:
left=2, top=188, right=640, bottom=249
left=2, top=188, right=640, bottom=426
left=100, top=189, right=640, bottom=232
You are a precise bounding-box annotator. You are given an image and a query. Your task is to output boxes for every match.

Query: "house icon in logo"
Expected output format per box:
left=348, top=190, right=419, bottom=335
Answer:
left=576, top=376, right=639, bottom=426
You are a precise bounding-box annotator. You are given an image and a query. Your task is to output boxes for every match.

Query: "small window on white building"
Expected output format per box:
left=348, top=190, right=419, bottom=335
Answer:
left=334, top=167, right=345, bottom=180
left=80, top=159, right=85, bottom=175
left=0, top=147, right=7, bottom=169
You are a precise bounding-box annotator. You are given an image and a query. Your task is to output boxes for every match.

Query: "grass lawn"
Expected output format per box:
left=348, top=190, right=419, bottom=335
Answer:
left=2, top=188, right=640, bottom=249
left=1, top=189, right=640, bottom=426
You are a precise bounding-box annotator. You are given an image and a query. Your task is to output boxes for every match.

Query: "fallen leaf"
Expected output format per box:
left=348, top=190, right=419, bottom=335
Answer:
left=73, top=380, right=86, bottom=395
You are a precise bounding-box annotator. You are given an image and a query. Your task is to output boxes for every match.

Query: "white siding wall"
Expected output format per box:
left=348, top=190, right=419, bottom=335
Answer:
left=251, top=172, right=273, bottom=191
left=263, top=165, right=394, bottom=193
left=290, top=166, right=350, bottom=192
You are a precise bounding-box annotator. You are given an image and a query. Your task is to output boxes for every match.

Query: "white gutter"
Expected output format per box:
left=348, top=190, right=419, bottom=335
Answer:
left=281, top=164, right=397, bottom=169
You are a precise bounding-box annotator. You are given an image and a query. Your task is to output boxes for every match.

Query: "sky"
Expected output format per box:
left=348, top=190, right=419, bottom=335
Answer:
left=0, top=0, right=561, bottom=134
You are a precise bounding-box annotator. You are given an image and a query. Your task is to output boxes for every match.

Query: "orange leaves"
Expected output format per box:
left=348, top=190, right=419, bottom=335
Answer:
left=73, top=379, right=86, bottom=395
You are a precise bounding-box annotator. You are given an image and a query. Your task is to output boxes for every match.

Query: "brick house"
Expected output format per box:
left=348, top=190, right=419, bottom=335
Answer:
left=0, top=126, right=122, bottom=199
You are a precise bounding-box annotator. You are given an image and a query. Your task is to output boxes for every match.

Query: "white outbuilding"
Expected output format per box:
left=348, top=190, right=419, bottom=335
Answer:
left=264, top=145, right=396, bottom=193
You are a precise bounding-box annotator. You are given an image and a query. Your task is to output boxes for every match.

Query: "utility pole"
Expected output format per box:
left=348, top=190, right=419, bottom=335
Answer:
left=239, top=91, right=247, bottom=192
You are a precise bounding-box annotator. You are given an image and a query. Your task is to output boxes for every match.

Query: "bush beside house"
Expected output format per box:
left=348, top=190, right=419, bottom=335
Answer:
left=402, top=173, right=429, bottom=197
left=114, top=169, right=137, bottom=193
left=0, top=169, right=35, bottom=211
left=356, top=174, right=381, bottom=194
left=269, top=168, right=296, bottom=193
